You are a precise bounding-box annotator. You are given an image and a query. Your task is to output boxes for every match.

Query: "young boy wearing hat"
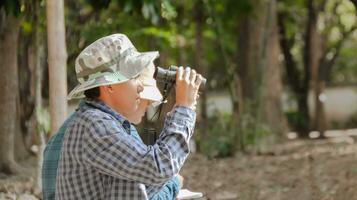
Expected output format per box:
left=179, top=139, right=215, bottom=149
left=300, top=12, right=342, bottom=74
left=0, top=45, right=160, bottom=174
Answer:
left=43, top=33, right=202, bottom=199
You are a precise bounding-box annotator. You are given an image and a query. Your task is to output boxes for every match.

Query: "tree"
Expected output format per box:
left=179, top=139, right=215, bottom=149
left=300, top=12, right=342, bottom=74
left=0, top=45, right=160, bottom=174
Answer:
left=46, top=0, right=68, bottom=135
left=237, top=0, right=286, bottom=149
left=0, top=1, right=22, bottom=174
left=194, top=0, right=208, bottom=140
left=277, top=0, right=323, bottom=137
left=314, top=0, right=356, bottom=135
left=278, top=0, right=356, bottom=137
left=262, top=0, right=288, bottom=140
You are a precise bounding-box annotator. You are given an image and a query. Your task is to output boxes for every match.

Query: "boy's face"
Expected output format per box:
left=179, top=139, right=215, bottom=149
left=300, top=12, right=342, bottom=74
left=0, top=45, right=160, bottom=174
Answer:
left=108, top=77, right=143, bottom=119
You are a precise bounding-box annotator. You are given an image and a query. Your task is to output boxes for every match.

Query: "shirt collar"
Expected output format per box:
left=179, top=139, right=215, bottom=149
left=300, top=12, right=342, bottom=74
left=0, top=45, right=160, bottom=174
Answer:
left=82, top=98, right=129, bottom=125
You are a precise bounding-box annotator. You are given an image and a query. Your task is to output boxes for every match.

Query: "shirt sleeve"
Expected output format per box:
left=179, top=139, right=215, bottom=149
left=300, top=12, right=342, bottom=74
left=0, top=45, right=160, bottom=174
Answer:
left=149, top=176, right=180, bottom=200
left=83, top=106, right=196, bottom=186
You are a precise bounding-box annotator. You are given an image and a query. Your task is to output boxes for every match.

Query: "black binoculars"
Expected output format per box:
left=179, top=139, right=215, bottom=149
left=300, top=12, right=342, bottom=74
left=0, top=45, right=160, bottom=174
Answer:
left=154, top=66, right=207, bottom=91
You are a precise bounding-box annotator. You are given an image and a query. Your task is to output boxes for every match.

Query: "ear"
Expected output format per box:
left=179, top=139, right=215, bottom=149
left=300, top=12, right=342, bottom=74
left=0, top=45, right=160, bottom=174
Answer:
left=98, top=85, right=114, bottom=95
left=106, top=85, right=114, bottom=93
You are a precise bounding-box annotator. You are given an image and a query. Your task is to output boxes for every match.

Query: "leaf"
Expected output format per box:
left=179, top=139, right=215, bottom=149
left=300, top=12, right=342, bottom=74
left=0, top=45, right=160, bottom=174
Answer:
left=36, top=107, right=50, bottom=134
left=141, top=2, right=151, bottom=19
left=21, top=21, right=32, bottom=34
left=161, top=0, right=177, bottom=20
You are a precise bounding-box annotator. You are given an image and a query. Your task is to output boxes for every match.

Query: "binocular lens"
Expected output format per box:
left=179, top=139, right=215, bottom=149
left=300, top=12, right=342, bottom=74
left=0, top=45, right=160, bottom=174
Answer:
left=154, top=66, right=206, bottom=91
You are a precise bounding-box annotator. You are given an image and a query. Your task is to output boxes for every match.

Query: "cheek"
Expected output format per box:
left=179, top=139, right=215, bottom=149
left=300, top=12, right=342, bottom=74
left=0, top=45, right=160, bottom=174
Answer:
left=115, top=86, right=138, bottom=104
left=139, top=105, right=146, bottom=114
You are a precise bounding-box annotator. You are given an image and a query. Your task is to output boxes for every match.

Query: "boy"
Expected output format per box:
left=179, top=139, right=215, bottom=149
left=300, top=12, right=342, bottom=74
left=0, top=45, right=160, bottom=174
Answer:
left=44, top=33, right=202, bottom=199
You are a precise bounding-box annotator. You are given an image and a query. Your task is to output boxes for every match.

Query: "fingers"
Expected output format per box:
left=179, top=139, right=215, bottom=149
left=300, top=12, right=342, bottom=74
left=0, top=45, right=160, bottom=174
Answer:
left=177, top=66, right=184, bottom=80
left=195, top=74, right=203, bottom=88
left=175, top=66, right=202, bottom=110
left=184, top=67, right=191, bottom=82
left=189, top=69, right=197, bottom=84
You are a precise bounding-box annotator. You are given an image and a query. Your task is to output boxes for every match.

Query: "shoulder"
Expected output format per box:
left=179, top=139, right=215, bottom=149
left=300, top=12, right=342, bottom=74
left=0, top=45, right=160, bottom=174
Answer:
left=77, top=107, right=114, bottom=122
left=72, top=107, right=125, bottom=137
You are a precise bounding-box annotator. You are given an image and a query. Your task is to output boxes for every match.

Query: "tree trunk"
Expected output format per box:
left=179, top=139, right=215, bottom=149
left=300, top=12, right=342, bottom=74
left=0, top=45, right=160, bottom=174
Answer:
left=0, top=12, right=22, bottom=174
left=17, top=0, right=37, bottom=157
left=237, top=0, right=286, bottom=147
left=306, top=0, right=326, bottom=136
left=314, top=81, right=326, bottom=134
left=263, top=0, right=288, bottom=138
left=277, top=1, right=319, bottom=137
left=297, top=92, right=310, bottom=137
left=46, top=0, right=68, bottom=135
left=237, top=14, right=259, bottom=103
left=31, top=0, right=46, bottom=193
left=194, top=0, right=208, bottom=140
left=314, top=61, right=328, bottom=137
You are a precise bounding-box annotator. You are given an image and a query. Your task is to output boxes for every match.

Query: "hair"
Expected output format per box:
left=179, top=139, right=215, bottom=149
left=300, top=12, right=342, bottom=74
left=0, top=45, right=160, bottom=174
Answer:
left=84, top=87, right=100, bottom=99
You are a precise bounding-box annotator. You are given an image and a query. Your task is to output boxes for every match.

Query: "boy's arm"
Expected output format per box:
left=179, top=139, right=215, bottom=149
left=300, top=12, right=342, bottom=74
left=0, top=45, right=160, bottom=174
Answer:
left=83, top=106, right=195, bottom=186
left=150, top=176, right=181, bottom=200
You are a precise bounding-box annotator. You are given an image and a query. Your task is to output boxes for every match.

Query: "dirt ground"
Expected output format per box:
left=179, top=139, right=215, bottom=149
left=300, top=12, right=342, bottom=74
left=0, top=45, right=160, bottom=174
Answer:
left=181, top=136, right=357, bottom=200
left=1, top=135, right=357, bottom=200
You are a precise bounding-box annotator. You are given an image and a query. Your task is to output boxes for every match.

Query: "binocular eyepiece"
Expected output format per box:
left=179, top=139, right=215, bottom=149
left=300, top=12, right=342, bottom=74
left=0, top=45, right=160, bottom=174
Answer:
left=154, top=66, right=207, bottom=91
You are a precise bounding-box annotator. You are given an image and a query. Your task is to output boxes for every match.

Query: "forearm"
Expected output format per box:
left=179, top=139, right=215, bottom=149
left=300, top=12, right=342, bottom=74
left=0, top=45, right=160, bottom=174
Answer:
left=149, top=176, right=180, bottom=200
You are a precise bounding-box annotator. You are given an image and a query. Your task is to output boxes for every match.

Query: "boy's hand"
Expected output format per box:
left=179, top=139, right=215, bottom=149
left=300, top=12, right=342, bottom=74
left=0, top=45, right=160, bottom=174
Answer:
left=175, top=67, right=203, bottom=110
left=177, top=174, right=184, bottom=189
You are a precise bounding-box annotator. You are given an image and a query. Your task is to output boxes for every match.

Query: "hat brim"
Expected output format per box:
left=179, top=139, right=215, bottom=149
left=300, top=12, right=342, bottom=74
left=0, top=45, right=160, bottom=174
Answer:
left=140, top=85, right=163, bottom=103
left=67, top=51, right=159, bottom=100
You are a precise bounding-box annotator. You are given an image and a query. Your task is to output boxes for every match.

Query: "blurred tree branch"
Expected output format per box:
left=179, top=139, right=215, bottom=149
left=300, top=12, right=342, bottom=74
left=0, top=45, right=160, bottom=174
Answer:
left=277, top=12, right=302, bottom=94
left=319, top=0, right=357, bottom=82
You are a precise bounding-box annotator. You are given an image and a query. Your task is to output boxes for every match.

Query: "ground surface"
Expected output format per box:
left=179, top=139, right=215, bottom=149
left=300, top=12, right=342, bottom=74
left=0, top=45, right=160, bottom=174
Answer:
left=1, top=134, right=357, bottom=200
left=181, top=136, right=357, bottom=200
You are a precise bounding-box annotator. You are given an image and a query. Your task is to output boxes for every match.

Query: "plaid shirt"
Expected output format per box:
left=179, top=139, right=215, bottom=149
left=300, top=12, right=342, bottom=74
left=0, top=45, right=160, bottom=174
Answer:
left=42, top=102, right=181, bottom=200
left=42, top=113, right=75, bottom=200
left=55, top=100, right=195, bottom=199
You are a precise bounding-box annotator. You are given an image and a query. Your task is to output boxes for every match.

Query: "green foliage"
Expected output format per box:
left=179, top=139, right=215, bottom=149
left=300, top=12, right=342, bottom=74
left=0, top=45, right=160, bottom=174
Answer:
left=198, top=109, right=273, bottom=158
left=285, top=111, right=308, bottom=132
left=139, top=27, right=174, bottom=45
left=0, top=0, right=21, bottom=17
left=210, top=0, right=253, bottom=19
left=120, top=0, right=176, bottom=24
left=198, top=112, right=237, bottom=158
left=161, top=0, right=177, bottom=20
left=21, top=21, right=32, bottom=35
left=277, top=0, right=305, bottom=9
left=36, top=107, right=50, bottom=134
left=23, top=0, right=357, bottom=153
left=86, top=0, right=111, bottom=10
left=240, top=115, right=272, bottom=146
left=332, top=44, right=357, bottom=83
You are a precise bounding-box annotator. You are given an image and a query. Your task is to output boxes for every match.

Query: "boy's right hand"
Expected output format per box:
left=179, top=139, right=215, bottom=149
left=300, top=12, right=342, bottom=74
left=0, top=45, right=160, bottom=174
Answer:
left=177, top=174, right=184, bottom=189
left=175, top=67, right=203, bottom=110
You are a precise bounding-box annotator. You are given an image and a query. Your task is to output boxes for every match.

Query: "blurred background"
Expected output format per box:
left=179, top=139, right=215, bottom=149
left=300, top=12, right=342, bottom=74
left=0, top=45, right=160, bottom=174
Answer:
left=0, top=0, right=357, bottom=199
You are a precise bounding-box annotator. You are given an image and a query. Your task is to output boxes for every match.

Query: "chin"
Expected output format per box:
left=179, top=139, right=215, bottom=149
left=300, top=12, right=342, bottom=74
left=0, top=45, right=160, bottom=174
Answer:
left=131, top=118, right=142, bottom=125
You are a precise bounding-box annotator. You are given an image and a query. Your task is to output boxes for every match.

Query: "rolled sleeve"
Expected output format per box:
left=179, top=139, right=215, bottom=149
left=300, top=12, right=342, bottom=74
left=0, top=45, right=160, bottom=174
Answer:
left=149, top=176, right=180, bottom=199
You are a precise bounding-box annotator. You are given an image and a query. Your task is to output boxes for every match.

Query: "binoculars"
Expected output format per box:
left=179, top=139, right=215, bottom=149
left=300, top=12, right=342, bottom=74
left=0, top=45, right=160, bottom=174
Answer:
left=154, top=66, right=207, bottom=91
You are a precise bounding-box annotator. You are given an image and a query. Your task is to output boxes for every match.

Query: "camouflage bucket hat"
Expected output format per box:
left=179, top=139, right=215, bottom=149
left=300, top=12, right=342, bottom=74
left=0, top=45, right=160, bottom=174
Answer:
left=67, top=33, right=159, bottom=99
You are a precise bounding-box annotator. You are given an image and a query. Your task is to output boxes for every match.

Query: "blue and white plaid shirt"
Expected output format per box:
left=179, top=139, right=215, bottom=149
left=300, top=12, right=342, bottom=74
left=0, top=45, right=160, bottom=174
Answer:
left=55, top=100, right=196, bottom=199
